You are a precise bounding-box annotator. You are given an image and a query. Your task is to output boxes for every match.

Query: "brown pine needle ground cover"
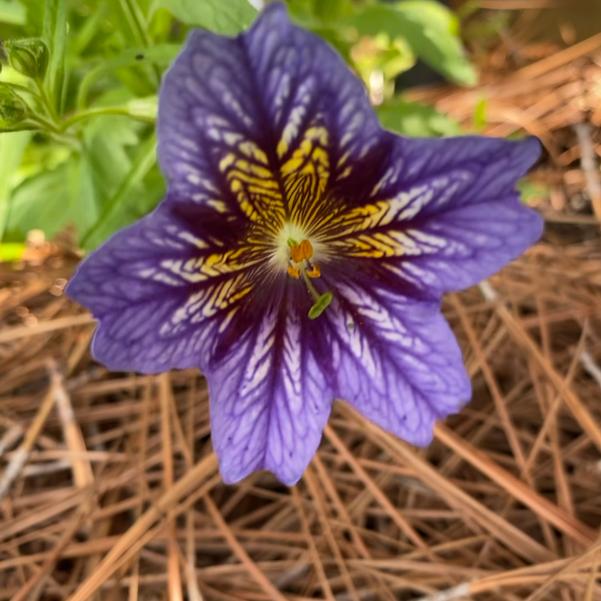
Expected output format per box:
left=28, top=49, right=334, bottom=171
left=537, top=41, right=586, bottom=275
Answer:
left=1, top=7, right=601, bottom=601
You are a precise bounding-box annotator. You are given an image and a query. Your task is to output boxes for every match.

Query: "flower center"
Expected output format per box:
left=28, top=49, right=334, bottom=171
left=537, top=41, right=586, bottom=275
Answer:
left=286, top=238, right=320, bottom=280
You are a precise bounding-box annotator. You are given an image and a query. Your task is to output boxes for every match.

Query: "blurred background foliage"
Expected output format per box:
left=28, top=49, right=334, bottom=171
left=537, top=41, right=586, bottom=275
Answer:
left=0, top=0, right=480, bottom=258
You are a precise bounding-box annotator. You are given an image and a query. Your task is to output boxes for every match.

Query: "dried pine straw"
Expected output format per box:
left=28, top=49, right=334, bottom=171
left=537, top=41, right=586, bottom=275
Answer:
left=2, top=9, right=601, bottom=601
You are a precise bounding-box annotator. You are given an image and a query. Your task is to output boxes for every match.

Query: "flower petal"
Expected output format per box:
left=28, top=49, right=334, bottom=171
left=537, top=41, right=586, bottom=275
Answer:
left=158, top=2, right=382, bottom=231
left=207, top=307, right=332, bottom=485
left=66, top=204, right=262, bottom=373
left=325, top=282, right=471, bottom=445
left=158, top=21, right=286, bottom=229
left=325, top=136, right=543, bottom=296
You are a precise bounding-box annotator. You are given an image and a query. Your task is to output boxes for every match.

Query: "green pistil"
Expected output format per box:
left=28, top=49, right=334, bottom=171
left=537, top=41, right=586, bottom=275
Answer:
left=308, top=291, right=333, bottom=319
left=287, top=237, right=298, bottom=247
left=302, top=271, right=333, bottom=320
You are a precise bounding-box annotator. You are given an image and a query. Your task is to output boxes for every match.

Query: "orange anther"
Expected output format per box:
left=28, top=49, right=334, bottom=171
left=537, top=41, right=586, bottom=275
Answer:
left=306, top=265, right=321, bottom=278
left=290, top=238, right=313, bottom=263
left=287, top=265, right=301, bottom=279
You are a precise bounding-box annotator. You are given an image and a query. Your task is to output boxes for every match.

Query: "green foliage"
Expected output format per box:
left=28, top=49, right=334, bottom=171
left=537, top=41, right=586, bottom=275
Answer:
left=0, top=82, right=28, bottom=125
left=3, top=115, right=162, bottom=250
left=345, top=1, right=477, bottom=86
left=287, top=0, right=354, bottom=24
left=0, top=0, right=475, bottom=260
left=43, top=0, right=66, bottom=110
left=151, top=0, right=257, bottom=34
left=0, top=130, right=31, bottom=239
left=0, top=0, right=172, bottom=253
left=0, top=1, right=26, bottom=26
left=377, top=98, right=461, bottom=137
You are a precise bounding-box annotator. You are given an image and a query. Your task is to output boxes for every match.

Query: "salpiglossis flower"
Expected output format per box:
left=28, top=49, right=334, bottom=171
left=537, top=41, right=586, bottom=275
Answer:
left=67, top=3, right=543, bottom=484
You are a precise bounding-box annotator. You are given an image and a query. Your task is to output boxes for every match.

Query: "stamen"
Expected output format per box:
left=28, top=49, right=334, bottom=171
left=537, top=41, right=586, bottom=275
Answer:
left=290, top=239, right=313, bottom=263
left=306, top=265, right=320, bottom=278
left=287, top=265, right=301, bottom=279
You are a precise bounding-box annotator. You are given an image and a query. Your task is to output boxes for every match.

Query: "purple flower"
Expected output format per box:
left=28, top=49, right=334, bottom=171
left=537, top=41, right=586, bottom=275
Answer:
left=67, top=3, right=543, bottom=484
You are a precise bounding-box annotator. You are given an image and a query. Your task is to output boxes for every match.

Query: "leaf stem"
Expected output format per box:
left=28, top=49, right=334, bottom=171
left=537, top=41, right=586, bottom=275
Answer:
left=60, top=106, right=156, bottom=131
left=34, top=78, right=59, bottom=123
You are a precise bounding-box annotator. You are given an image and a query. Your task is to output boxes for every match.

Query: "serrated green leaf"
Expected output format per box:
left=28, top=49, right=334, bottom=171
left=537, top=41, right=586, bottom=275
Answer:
left=151, top=0, right=257, bottom=34
left=377, top=98, right=461, bottom=137
left=4, top=159, right=94, bottom=241
left=347, top=2, right=477, bottom=86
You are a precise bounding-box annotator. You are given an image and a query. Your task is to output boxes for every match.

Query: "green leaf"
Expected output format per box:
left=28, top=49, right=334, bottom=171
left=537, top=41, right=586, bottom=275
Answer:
left=0, top=130, right=31, bottom=240
left=76, top=45, right=179, bottom=109
left=83, top=115, right=140, bottom=196
left=286, top=0, right=354, bottom=25
left=285, top=0, right=354, bottom=60
left=81, top=132, right=160, bottom=250
left=25, top=0, right=44, bottom=34
left=312, top=0, right=350, bottom=22
left=285, top=0, right=317, bottom=27
left=77, top=116, right=162, bottom=249
left=377, top=98, right=461, bottom=137
left=0, top=0, right=26, bottom=25
left=347, top=1, right=477, bottom=86
left=43, top=0, right=66, bottom=109
left=4, top=115, right=162, bottom=248
left=4, top=159, right=93, bottom=241
left=151, top=0, right=257, bottom=34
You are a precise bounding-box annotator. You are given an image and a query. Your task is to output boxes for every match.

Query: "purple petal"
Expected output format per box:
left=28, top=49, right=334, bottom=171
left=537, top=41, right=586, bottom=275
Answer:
left=325, top=136, right=543, bottom=297
left=66, top=204, right=261, bottom=373
left=207, top=307, right=332, bottom=485
left=158, top=2, right=382, bottom=225
left=325, top=282, right=471, bottom=444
